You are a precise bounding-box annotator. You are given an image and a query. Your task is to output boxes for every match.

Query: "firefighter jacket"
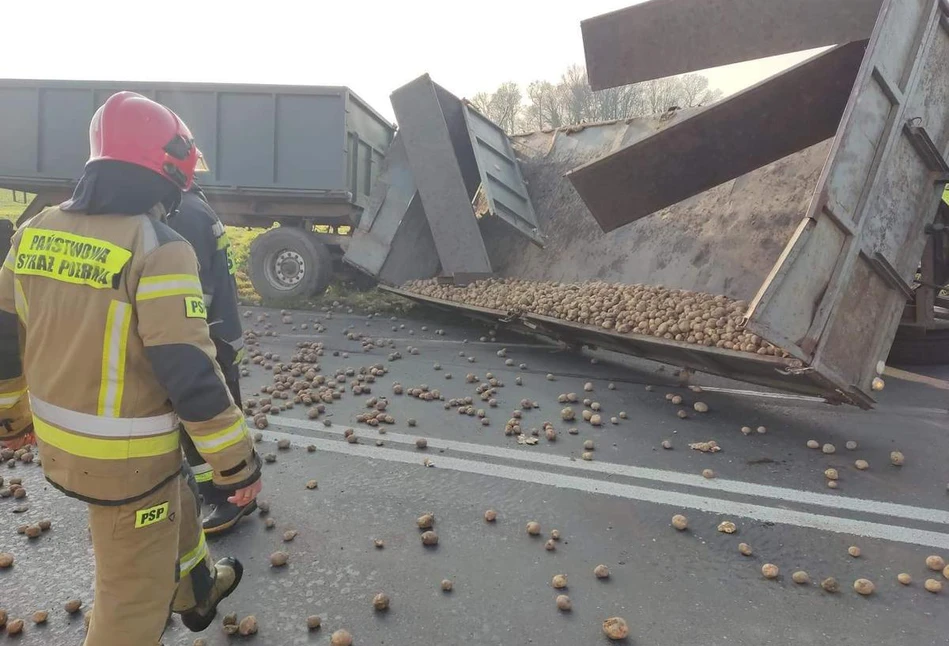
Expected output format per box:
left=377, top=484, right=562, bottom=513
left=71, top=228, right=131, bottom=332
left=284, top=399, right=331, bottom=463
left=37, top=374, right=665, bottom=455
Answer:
left=167, top=190, right=243, bottom=382
left=0, top=206, right=260, bottom=505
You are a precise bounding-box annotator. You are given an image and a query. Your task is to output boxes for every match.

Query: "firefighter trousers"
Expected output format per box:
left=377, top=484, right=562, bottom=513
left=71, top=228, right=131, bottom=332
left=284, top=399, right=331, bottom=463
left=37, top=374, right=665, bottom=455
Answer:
left=84, top=464, right=213, bottom=646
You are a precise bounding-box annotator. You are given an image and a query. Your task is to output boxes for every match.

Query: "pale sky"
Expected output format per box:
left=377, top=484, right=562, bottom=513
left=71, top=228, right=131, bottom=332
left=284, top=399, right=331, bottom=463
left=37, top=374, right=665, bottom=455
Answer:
left=2, top=0, right=821, bottom=121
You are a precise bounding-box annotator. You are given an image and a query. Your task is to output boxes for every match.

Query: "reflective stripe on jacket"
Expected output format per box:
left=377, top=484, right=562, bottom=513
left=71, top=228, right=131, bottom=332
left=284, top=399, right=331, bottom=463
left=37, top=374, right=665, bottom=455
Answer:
left=0, top=206, right=259, bottom=505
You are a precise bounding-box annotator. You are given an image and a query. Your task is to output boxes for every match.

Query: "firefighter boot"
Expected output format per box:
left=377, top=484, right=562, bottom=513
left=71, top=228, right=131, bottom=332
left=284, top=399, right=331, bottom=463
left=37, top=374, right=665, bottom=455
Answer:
left=180, top=557, right=244, bottom=632
left=199, top=479, right=257, bottom=535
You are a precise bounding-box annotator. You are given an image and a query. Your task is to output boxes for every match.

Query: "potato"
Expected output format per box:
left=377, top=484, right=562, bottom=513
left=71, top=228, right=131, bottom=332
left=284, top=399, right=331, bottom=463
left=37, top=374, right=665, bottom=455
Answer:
left=661, top=440, right=673, bottom=450
left=545, top=539, right=556, bottom=551
left=421, top=531, right=438, bottom=546
left=31, top=610, right=47, bottom=624
left=594, top=564, right=610, bottom=579
left=848, top=546, right=861, bottom=558
left=822, top=444, right=836, bottom=454
left=238, top=615, right=258, bottom=635
left=792, top=571, right=810, bottom=585
left=807, top=440, right=820, bottom=449
left=702, top=469, right=715, bottom=479
left=331, top=629, right=353, bottom=646
left=925, top=555, right=945, bottom=571
left=761, top=564, right=779, bottom=579
left=0, top=553, right=12, bottom=569
left=738, top=543, right=753, bottom=556
left=441, top=579, right=453, bottom=592
left=846, top=440, right=857, bottom=450
left=827, top=480, right=839, bottom=489
left=824, top=468, right=839, bottom=481
left=693, top=402, right=709, bottom=413
left=307, top=615, right=322, bottom=630
left=417, top=513, right=435, bottom=529
left=270, top=551, right=289, bottom=567
left=671, top=515, right=688, bottom=531
left=484, top=509, right=497, bottom=522
left=853, top=579, right=875, bottom=596
left=556, top=595, right=572, bottom=611
left=925, top=579, right=942, bottom=593
left=6, top=619, right=23, bottom=635
left=854, top=460, right=869, bottom=471
left=740, top=426, right=752, bottom=436
left=552, top=574, right=568, bottom=589
left=526, top=521, right=541, bottom=536
left=372, top=593, right=390, bottom=611
left=581, top=452, right=594, bottom=461
left=65, top=599, right=82, bottom=614
left=717, top=521, right=737, bottom=534
left=897, top=573, right=912, bottom=585
left=602, top=617, right=629, bottom=640
left=890, top=451, right=905, bottom=466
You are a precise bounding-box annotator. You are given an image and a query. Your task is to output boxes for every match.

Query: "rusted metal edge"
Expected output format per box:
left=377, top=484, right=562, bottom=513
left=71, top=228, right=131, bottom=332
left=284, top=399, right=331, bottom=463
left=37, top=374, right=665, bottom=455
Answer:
left=581, top=0, right=882, bottom=90
left=381, top=287, right=863, bottom=404
left=568, top=41, right=868, bottom=233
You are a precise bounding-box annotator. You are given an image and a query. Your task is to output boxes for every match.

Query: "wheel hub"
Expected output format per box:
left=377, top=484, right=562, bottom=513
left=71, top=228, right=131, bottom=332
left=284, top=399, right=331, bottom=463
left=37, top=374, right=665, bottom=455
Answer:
left=272, top=250, right=305, bottom=288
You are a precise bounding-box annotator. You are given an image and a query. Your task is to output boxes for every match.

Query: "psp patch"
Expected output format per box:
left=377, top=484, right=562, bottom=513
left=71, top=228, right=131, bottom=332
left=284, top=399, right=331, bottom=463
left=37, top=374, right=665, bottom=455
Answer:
left=135, top=501, right=170, bottom=528
left=184, top=296, right=207, bottom=319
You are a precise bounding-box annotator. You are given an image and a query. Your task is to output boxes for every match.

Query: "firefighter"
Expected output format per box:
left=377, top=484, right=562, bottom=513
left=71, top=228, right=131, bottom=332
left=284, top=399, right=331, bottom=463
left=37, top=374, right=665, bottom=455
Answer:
left=0, top=91, right=262, bottom=645
left=167, top=185, right=255, bottom=533
left=0, top=217, right=32, bottom=448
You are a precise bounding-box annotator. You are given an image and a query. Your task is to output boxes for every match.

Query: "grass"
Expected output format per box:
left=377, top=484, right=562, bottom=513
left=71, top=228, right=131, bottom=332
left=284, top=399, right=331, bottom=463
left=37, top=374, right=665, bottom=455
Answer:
left=0, top=189, right=29, bottom=221
left=0, top=190, right=410, bottom=314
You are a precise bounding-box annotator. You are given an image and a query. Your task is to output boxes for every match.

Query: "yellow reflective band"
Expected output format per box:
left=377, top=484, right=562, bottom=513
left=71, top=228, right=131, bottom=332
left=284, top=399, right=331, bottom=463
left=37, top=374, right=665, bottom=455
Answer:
left=97, top=301, right=132, bottom=417
left=943, top=184, right=949, bottom=206
left=0, top=386, right=26, bottom=408
left=179, top=531, right=208, bottom=576
left=184, top=296, right=207, bottom=319
left=234, top=348, right=246, bottom=365
left=191, top=418, right=250, bottom=454
left=193, top=468, right=214, bottom=484
left=136, top=274, right=203, bottom=301
left=33, top=417, right=180, bottom=460
left=15, top=228, right=131, bottom=289
left=135, top=501, right=170, bottom=528
left=216, top=231, right=230, bottom=251
left=13, top=278, right=28, bottom=325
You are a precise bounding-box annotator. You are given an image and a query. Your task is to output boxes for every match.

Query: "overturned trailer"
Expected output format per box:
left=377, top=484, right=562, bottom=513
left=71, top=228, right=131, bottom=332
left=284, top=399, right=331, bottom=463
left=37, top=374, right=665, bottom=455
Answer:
left=349, top=0, right=949, bottom=408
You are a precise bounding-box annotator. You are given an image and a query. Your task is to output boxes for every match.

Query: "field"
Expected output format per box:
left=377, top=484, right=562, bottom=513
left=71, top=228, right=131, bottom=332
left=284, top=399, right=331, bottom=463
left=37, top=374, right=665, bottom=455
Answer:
left=0, top=189, right=410, bottom=313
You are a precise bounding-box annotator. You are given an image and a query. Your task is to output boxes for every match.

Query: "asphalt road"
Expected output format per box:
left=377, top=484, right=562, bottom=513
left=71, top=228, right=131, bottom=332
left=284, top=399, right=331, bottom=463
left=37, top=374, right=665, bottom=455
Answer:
left=2, top=304, right=948, bottom=646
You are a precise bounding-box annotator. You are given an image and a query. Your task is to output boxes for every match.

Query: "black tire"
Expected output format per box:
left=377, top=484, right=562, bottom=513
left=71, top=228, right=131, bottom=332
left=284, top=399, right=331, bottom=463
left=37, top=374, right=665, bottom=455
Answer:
left=248, top=227, right=333, bottom=301
left=888, top=327, right=949, bottom=366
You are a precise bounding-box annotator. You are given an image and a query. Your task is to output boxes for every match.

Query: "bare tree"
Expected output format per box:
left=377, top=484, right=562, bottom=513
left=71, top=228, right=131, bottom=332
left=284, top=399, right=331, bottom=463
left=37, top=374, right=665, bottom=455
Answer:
left=470, top=83, right=523, bottom=134
left=475, top=67, right=723, bottom=134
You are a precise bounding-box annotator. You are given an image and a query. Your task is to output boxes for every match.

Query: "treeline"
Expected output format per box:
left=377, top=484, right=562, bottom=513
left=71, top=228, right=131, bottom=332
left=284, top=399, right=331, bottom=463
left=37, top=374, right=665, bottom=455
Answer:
left=470, top=65, right=722, bottom=134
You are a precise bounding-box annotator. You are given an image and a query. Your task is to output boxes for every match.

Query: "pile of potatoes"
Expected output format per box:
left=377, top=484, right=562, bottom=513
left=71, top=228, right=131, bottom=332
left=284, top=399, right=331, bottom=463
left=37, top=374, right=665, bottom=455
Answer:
left=404, top=278, right=787, bottom=358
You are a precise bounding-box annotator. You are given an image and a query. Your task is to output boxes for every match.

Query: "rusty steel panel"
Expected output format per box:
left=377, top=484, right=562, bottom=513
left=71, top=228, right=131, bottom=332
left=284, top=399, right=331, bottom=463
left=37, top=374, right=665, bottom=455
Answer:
left=390, top=75, right=492, bottom=277
left=381, top=287, right=849, bottom=402
left=746, top=0, right=949, bottom=408
left=343, top=135, right=442, bottom=285
left=568, top=42, right=867, bottom=233
left=582, top=0, right=882, bottom=90
left=462, top=103, right=544, bottom=246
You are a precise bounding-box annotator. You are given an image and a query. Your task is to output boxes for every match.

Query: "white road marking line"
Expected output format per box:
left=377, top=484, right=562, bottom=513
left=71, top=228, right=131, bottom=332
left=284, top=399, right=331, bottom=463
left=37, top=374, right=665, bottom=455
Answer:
left=273, top=416, right=949, bottom=526
left=263, top=429, right=949, bottom=550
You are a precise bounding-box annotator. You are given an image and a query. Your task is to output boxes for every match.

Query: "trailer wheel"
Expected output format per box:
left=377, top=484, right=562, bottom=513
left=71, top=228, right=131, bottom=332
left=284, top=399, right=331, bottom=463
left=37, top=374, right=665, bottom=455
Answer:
left=249, top=227, right=333, bottom=300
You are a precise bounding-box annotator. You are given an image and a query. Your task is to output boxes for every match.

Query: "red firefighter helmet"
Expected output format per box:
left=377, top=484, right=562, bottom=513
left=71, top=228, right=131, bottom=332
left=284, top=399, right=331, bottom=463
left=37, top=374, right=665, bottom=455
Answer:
left=88, top=91, right=206, bottom=190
